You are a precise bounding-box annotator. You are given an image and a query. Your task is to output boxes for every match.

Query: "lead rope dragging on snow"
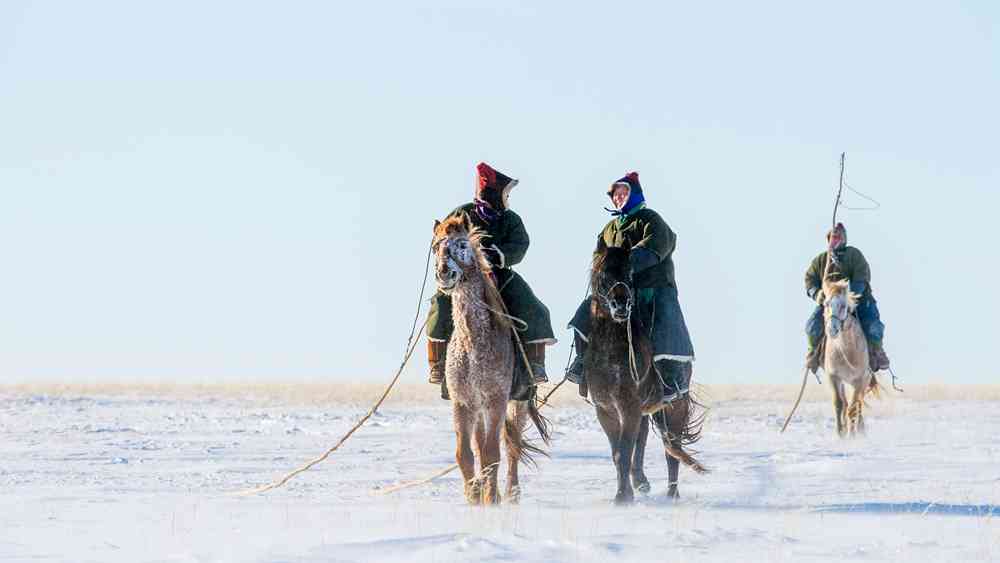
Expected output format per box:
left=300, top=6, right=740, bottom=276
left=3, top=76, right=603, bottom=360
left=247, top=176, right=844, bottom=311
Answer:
left=230, top=239, right=434, bottom=497
left=780, top=366, right=811, bottom=434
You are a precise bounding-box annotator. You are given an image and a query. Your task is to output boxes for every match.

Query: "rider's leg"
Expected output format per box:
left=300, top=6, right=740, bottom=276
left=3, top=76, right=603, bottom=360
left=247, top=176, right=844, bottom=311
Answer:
left=427, top=291, right=453, bottom=385
left=427, top=340, right=448, bottom=384
left=524, top=341, right=549, bottom=384
left=499, top=271, right=556, bottom=381
left=566, top=298, right=591, bottom=385
left=856, top=295, right=889, bottom=370
left=805, top=305, right=824, bottom=373
left=648, top=286, right=695, bottom=404
left=654, top=358, right=691, bottom=403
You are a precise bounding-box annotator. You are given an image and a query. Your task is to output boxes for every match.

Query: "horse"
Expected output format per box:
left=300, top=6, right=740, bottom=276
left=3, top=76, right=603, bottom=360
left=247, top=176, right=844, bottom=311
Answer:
left=585, top=244, right=707, bottom=504
left=432, top=214, right=550, bottom=505
left=822, top=278, right=878, bottom=437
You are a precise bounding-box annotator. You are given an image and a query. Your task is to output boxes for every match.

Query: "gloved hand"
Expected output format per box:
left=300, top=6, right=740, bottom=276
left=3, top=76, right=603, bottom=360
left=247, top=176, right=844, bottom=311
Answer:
left=481, top=245, right=505, bottom=269
left=628, top=247, right=659, bottom=282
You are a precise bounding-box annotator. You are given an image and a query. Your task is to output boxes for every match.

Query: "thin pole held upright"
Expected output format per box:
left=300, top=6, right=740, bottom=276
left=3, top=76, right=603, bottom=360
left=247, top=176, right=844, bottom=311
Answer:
left=833, top=152, right=846, bottom=227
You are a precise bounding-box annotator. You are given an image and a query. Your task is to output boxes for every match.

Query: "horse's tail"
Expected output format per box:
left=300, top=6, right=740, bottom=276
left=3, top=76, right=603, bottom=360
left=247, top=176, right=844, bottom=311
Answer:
left=655, top=388, right=710, bottom=475
left=527, top=396, right=552, bottom=446
left=866, top=375, right=882, bottom=400
left=503, top=396, right=551, bottom=468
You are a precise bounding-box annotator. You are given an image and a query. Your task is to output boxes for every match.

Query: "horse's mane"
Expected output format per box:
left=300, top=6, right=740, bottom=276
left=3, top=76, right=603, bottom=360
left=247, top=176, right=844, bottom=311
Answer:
left=590, top=245, right=630, bottom=293
left=434, top=215, right=512, bottom=331
left=823, top=278, right=859, bottom=310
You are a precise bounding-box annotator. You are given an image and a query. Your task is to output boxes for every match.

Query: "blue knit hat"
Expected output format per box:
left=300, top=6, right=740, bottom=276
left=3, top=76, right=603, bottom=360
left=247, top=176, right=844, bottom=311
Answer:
left=606, top=172, right=645, bottom=216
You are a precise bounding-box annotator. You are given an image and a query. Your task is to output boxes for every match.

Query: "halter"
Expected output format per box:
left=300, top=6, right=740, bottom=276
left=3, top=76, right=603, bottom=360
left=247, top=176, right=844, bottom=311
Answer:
left=434, top=235, right=473, bottom=292
left=596, top=278, right=643, bottom=384
left=599, top=280, right=634, bottom=322
left=828, top=293, right=853, bottom=325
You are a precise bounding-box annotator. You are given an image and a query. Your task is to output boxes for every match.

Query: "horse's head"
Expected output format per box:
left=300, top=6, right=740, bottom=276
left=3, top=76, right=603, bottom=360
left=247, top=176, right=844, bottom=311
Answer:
left=591, top=244, right=634, bottom=323
left=823, top=279, right=859, bottom=338
left=432, top=215, right=489, bottom=294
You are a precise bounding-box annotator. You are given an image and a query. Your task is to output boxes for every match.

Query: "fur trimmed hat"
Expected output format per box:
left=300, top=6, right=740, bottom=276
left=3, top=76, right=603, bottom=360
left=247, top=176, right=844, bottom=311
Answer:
left=475, top=162, right=518, bottom=210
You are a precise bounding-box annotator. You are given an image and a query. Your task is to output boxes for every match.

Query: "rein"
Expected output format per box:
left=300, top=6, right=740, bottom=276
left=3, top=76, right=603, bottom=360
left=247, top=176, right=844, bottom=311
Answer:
left=232, top=236, right=435, bottom=496
left=470, top=294, right=529, bottom=333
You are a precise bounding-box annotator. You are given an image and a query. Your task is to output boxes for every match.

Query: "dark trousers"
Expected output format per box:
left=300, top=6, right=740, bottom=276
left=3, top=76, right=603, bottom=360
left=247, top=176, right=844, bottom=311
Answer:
left=568, top=285, right=695, bottom=361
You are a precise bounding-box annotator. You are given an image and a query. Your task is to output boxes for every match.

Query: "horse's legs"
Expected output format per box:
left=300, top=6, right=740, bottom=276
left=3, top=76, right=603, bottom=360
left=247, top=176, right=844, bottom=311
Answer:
left=453, top=403, right=478, bottom=504
left=470, top=411, right=488, bottom=503
left=652, top=408, right=681, bottom=499
left=595, top=404, right=631, bottom=504
left=829, top=376, right=847, bottom=438
left=479, top=402, right=505, bottom=505
left=630, top=415, right=651, bottom=494
left=504, top=401, right=524, bottom=503
left=615, top=410, right=641, bottom=506
left=849, top=383, right=866, bottom=437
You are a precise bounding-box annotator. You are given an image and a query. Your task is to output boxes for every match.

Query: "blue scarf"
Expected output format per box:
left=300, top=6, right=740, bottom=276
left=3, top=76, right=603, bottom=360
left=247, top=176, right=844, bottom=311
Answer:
left=605, top=191, right=646, bottom=217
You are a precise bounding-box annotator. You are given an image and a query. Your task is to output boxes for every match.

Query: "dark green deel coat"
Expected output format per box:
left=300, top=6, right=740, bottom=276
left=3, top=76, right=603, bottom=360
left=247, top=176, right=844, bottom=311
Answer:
left=597, top=207, right=677, bottom=288
left=804, top=246, right=872, bottom=299
left=427, top=203, right=555, bottom=344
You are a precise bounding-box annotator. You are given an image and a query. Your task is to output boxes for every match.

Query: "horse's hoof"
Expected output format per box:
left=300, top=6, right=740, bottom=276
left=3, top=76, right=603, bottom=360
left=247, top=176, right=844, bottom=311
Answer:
left=634, top=480, right=651, bottom=494
left=613, top=492, right=635, bottom=506
left=505, top=486, right=522, bottom=504
left=666, top=486, right=680, bottom=500
left=465, top=481, right=483, bottom=505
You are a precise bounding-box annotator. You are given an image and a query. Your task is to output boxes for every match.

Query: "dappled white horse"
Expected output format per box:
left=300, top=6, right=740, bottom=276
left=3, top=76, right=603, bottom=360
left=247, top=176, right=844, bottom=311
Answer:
left=823, top=279, right=877, bottom=437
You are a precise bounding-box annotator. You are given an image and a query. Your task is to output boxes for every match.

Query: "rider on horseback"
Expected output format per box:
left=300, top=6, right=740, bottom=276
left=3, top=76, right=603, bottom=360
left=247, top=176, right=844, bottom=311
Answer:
left=566, top=172, right=696, bottom=405
left=805, top=222, right=891, bottom=374
left=426, top=162, right=557, bottom=388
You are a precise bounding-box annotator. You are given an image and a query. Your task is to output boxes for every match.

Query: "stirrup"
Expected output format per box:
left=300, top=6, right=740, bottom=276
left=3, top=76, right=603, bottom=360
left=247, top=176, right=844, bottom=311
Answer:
left=663, top=382, right=690, bottom=404
left=531, top=364, right=549, bottom=384
left=428, top=367, right=444, bottom=385
left=565, top=357, right=585, bottom=385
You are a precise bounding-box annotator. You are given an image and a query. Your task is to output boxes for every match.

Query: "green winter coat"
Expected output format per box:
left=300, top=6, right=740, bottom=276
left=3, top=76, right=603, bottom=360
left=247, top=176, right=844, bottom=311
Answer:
left=449, top=202, right=529, bottom=269
left=426, top=203, right=555, bottom=343
left=804, top=246, right=872, bottom=299
left=596, top=207, right=678, bottom=288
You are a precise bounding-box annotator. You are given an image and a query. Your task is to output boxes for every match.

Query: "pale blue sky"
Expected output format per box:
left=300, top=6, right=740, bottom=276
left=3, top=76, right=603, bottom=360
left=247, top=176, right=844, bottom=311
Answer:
left=1, top=1, right=997, bottom=384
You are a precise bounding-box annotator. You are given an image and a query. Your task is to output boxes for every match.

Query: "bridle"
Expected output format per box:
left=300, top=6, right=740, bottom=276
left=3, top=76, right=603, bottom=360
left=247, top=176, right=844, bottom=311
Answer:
left=595, top=276, right=643, bottom=384
left=598, top=279, right=634, bottom=322
left=827, top=293, right=854, bottom=327
left=433, top=235, right=470, bottom=292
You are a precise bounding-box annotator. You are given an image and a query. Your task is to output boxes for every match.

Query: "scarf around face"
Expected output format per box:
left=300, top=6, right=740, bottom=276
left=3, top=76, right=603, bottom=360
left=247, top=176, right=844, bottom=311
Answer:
left=473, top=198, right=501, bottom=224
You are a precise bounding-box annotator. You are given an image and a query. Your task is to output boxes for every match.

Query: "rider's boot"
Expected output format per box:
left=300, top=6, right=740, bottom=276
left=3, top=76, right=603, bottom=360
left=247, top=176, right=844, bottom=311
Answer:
left=869, top=339, right=890, bottom=372
left=565, top=332, right=588, bottom=398
left=655, top=359, right=691, bottom=405
left=805, top=345, right=821, bottom=374
left=428, top=340, right=447, bottom=385
left=525, top=342, right=549, bottom=384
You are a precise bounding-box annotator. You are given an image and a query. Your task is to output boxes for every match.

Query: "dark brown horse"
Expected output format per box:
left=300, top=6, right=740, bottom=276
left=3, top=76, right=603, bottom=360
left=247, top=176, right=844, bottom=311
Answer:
left=585, top=244, right=707, bottom=504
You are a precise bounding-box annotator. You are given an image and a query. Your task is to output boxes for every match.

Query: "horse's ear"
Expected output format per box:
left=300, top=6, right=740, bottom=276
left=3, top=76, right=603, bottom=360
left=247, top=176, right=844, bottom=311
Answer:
left=433, top=219, right=441, bottom=231
left=461, top=212, right=473, bottom=233
left=595, top=236, right=608, bottom=254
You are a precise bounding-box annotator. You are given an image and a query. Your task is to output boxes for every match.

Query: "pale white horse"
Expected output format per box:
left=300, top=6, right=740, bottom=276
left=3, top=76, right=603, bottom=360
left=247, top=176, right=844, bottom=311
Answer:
left=822, top=278, right=877, bottom=437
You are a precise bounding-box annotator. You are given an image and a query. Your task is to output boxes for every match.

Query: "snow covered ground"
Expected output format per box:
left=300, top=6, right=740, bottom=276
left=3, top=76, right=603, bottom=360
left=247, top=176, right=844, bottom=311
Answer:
left=2, top=383, right=998, bottom=562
